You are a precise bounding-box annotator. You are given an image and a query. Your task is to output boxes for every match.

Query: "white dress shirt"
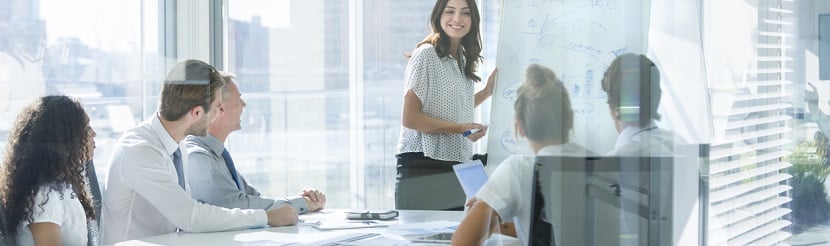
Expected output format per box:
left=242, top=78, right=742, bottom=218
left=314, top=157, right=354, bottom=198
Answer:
left=102, top=114, right=267, bottom=244
left=608, top=121, right=684, bottom=156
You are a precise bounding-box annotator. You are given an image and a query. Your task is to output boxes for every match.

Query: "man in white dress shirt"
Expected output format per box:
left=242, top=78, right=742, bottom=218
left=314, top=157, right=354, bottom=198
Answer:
left=599, top=53, right=686, bottom=245
left=101, top=60, right=298, bottom=244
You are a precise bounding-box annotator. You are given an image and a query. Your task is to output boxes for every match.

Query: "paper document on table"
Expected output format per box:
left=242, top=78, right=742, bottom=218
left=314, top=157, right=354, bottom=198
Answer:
left=233, top=231, right=298, bottom=245
left=294, top=232, right=381, bottom=245
left=312, top=220, right=391, bottom=230
left=332, top=237, right=413, bottom=246
left=387, top=220, right=459, bottom=235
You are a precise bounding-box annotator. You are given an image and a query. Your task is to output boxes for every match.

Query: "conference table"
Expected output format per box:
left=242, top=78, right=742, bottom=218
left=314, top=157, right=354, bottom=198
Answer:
left=113, top=209, right=519, bottom=245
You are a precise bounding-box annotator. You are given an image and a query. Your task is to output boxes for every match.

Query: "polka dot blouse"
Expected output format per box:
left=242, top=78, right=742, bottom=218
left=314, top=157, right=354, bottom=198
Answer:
left=397, top=44, right=475, bottom=162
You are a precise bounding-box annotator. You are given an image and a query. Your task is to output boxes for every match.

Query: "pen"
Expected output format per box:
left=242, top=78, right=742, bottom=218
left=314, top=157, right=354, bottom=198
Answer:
left=411, top=239, right=452, bottom=244
left=462, top=128, right=481, bottom=137
left=298, top=219, right=321, bottom=225
left=348, top=221, right=377, bottom=225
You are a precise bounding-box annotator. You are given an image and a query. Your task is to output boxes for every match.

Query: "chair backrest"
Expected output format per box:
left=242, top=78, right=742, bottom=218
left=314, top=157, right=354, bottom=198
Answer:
left=532, top=155, right=676, bottom=246
left=86, top=161, right=102, bottom=246
left=86, top=160, right=102, bottom=222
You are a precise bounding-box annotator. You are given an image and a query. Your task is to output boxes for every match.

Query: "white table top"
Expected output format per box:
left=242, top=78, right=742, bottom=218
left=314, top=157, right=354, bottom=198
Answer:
left=113, top=210, right=479, bottom=245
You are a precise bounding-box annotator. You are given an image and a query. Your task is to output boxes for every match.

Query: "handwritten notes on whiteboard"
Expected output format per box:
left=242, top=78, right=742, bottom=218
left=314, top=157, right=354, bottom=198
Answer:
left=486, top=0, right=650, bottom=165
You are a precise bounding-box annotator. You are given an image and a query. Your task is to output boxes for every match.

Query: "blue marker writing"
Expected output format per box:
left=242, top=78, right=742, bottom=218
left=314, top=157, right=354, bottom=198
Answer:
left=463, top=128, right=481, bottom=137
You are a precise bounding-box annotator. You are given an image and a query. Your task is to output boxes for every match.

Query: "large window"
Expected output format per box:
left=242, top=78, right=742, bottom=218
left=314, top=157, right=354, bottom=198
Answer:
left=2, top=1, right=828, bottom=243
left=224, top=0, right=499, bottom=208
left=0, top=0, right=166, bottom=184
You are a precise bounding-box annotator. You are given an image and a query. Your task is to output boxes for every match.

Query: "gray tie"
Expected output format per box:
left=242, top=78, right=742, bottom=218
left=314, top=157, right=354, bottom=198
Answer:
left=172, top=148, right=185, bottom=189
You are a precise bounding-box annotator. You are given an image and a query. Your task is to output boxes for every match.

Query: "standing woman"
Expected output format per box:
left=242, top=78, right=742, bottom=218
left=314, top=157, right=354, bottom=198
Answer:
left=396, top=0, right=498, bottom=210
left=1, top=96, right=97, bottom=245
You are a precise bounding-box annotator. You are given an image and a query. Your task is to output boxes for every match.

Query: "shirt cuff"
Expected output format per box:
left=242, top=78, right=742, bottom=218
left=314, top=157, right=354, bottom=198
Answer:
left=286, top=196, right=309, bottom=214
left=254, top=209, right=268, bottom=228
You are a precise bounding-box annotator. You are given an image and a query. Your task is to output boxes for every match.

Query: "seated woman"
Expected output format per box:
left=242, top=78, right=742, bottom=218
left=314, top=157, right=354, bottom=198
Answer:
left=0, top=96, right=97, bottom=245
left=452, top=64, right=594, bottom=245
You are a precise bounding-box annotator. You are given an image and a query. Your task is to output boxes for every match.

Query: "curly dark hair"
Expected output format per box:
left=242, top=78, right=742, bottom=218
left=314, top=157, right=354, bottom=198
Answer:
left=0, top=95, right=95, bottom=236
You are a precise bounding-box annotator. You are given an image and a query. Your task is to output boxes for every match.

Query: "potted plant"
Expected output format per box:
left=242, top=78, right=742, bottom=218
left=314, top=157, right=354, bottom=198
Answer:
left=787, top=134, right=830, bottom=233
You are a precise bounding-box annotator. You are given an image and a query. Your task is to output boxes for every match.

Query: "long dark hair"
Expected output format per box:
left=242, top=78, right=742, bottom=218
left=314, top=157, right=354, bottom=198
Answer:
left=0, top=96, right=95, bottom=236
left=418, top=0, right=483, bottom=82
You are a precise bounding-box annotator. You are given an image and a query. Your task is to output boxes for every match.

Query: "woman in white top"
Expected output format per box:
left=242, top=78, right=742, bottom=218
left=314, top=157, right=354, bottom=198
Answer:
left=452, top=64, right=594, bottom=245
left=395, top=0, right=498, bottom=210
left=0, top=96, right=97, bottom=245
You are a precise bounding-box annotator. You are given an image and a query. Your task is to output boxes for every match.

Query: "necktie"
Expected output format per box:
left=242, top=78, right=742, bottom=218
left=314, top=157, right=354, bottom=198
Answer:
left=221, top=149, right=243, bottom=191
left=172, top=148, right=185, bottom=190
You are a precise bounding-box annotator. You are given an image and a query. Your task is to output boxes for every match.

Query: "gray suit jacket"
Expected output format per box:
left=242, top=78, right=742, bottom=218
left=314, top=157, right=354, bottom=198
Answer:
left=183, top=134, right=308, bottom=213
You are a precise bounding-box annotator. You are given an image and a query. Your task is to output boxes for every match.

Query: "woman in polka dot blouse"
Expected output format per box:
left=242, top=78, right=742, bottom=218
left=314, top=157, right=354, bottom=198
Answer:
left=395, top=0, right=498, bottom=211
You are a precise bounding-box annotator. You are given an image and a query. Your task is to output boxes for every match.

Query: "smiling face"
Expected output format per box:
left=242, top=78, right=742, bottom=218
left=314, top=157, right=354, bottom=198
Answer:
left=440, top=0, right=472, bottom=45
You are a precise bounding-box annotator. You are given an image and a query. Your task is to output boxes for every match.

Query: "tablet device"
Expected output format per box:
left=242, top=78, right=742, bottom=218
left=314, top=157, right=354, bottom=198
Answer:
left=452, top=159, right=488, bottom=199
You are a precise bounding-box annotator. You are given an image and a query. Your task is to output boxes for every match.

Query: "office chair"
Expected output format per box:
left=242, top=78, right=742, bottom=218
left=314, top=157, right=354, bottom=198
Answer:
left=86, top=160, right=102, bottom=246
left=86, top=161, right=102, bottom=222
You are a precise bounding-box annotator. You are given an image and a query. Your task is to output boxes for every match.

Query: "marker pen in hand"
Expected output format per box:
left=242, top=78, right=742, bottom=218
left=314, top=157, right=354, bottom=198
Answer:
left=462, top=128, right=481, bottom=137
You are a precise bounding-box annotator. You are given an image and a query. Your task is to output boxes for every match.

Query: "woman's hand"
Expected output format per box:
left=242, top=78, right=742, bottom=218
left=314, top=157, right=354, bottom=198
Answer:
left=475, top=68, right=499, bottom=107
left=463, top=123, right=488, bottom=142
left=485, top=67, right=498, bottom=95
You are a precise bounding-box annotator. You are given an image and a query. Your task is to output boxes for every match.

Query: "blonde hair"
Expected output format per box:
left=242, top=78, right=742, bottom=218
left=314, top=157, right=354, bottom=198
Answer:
left=514, top=64, right=573, bottom=143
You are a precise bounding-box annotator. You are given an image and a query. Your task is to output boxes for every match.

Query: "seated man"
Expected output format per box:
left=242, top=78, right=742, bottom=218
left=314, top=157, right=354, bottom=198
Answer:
left=601, top=53, right=684, bottom=156
left=102, top=60, right=297, bottom=244
left=184, top=72, right=326, bottom=213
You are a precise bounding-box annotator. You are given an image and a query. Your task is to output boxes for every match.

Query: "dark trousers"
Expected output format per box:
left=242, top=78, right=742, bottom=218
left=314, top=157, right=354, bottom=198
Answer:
left=394, top=152, right=487, bottom=211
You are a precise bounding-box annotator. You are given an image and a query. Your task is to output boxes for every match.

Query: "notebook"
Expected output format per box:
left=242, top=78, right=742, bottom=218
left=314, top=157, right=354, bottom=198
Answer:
left=452, top=159, right=488, bottom=199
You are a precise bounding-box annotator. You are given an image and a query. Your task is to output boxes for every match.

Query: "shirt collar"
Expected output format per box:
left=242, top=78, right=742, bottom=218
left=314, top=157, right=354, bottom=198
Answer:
left=150, top=113, right=180, bottom=156
left=537, top=143, right=581, bottom=156
left=194, top=133, right=226, bottom=156
left=613, top=121, right=658, bottom=151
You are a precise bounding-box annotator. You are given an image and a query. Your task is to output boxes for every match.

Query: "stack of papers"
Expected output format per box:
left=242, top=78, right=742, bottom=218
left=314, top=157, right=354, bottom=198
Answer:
left=387, top=220, right=459, bottom=236
left=233, top=231, right=298, bottom=245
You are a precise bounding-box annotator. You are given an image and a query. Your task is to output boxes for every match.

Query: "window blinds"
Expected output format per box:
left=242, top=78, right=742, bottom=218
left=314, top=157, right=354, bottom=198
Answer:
left=707, top=0, right=794, bottom=244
